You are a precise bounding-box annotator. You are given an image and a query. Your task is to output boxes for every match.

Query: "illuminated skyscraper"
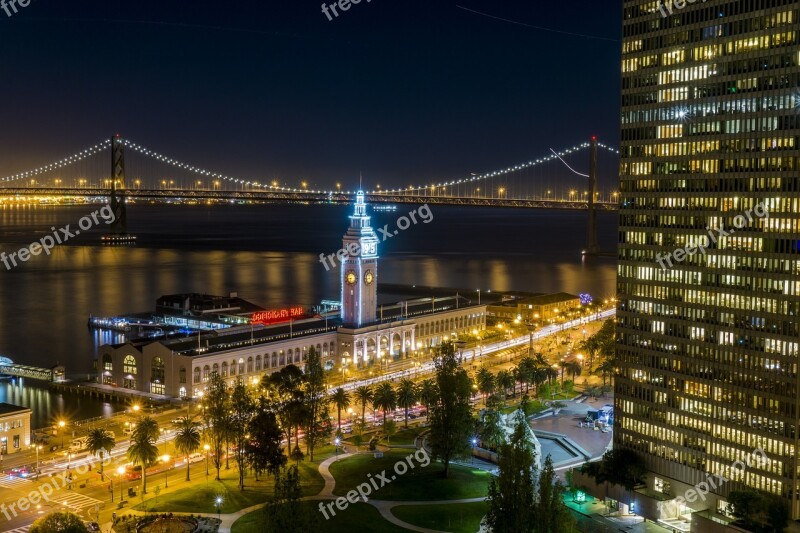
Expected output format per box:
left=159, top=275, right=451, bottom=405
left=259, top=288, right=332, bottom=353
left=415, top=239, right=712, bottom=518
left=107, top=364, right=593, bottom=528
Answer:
left=615, top=0, right=800, bottom=527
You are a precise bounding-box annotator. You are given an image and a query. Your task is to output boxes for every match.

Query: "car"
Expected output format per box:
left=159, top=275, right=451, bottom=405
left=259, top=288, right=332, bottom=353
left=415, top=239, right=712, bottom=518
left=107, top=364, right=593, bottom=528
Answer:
left=170, top=418, right=184, bottom=425
left=84, top=522, right=100, bottom=532
left=188, top=452, right=204, bottom=464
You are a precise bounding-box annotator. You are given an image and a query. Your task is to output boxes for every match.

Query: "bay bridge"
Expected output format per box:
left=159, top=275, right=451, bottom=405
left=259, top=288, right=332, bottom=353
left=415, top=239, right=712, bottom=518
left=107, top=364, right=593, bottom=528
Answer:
left=0, top=134, right=621, bottom=253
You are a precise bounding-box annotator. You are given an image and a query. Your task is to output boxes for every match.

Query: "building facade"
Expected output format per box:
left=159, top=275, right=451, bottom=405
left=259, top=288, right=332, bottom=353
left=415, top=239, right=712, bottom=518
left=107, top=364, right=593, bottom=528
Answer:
left=615, top=0, right=800, bottom=528
left=0, top=403, right=31, bottom=455
left=98, top=193, right=486, bottom=398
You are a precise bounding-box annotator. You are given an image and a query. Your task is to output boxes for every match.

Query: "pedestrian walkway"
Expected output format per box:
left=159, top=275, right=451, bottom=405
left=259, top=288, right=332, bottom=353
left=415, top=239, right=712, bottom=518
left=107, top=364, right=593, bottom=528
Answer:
left=48, top=491, right=104, bottom=513
left=0, top=476, right=32, bottom=490
left=1, top=525, right=30, bottom=533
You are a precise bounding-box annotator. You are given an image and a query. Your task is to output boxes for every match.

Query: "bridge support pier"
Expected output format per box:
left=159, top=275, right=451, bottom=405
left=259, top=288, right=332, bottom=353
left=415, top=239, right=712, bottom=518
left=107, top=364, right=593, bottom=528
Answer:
left=583, top=136, right=600, bottom=256
left=103, top=135, right=137, bottom=244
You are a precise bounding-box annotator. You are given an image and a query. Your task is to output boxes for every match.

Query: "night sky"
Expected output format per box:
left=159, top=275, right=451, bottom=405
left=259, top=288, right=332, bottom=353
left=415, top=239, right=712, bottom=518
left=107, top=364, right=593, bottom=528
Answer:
left=0, top=1, right=622, bottom=189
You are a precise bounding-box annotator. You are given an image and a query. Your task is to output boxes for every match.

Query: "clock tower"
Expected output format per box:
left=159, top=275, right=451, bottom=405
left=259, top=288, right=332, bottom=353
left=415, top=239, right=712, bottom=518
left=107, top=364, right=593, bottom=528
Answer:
left=341, top=191, right=379, bottom=328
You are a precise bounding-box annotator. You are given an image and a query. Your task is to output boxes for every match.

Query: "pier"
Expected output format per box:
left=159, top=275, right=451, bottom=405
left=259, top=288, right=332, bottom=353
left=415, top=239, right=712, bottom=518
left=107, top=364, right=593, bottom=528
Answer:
left=0, top=357, right=65, bottom=382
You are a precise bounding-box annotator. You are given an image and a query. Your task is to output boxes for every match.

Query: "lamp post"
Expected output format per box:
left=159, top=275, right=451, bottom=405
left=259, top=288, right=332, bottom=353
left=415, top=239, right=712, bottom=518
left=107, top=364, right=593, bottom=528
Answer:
left=471, top=438, right=477, bottom=465
left=58, top=420, right=66, bottom=449
left=334, top=437, right=341, bottom=457
left=215, top=496, right=223, bottom=520
left=162, top=455, right=170, bottom=488
left=204, top=444, right=210, bottom=481
left=117, top=466, right=125, bottom=502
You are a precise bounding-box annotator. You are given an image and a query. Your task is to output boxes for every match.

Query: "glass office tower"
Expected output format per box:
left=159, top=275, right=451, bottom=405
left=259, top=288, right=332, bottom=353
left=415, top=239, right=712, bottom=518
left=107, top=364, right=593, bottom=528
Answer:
left=617, top=0, right=800, bottom=524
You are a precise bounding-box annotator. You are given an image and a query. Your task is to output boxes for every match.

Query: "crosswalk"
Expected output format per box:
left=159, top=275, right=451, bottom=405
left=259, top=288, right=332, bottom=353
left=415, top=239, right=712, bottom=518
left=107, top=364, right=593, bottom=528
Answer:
left=0, top=476, right=31, bottom=489
left=2, top=526, right=30, bottom=533
left=48, top=491, right=103, bottom=513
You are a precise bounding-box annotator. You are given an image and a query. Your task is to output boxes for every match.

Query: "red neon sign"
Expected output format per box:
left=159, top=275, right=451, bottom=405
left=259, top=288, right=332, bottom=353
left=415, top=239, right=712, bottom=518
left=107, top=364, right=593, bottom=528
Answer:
left=251, top=306, right=305, bottom=325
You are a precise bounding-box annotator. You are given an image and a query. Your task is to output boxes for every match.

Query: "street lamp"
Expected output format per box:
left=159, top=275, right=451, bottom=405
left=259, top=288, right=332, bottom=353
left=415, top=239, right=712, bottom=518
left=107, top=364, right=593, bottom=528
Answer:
left=58, top=420, right=66, bottom=448
left=215, top=496, right=223, bottom=520
left=471, top=438, right=477, bottom=465
left=162, top=455, right=171, bottom=488
left=334, top=437, right=341, bottom=457
left=204, top=444, right=210, bottom=480
left=117, top=466, right=125, bottom=502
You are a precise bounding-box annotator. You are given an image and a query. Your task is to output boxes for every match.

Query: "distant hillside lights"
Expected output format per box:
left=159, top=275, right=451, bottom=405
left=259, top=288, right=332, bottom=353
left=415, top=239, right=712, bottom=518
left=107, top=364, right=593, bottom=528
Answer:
left=1, top=0, right=32, bottom=17
left=657, top=0, right=708, bottom=18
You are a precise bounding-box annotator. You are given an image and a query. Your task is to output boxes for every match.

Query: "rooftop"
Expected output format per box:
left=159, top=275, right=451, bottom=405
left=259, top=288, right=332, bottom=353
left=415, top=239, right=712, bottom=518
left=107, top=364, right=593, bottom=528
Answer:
left=0, top=402, right=31, bottom=416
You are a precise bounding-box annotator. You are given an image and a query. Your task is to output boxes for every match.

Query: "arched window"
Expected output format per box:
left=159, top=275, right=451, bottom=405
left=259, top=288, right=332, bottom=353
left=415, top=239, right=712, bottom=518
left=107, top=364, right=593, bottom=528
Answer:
left=247, top=357, right=253, bottom=373
left=102, top=354, right=113, bottom=372
left=272, top=352, right=278, bottom=367
left=179, top=367, right=187, bottom=384
left=151, top=357, right=165, bottom=383
left=203, top=365, right=210, bottom=382
left=279, top=351, right=285, bottom=366
left=193, top=368, right=200, bottom=383
left=238, top=358, right=245, bottom=374
left=123, top=356, right=137, bottom=375
left=230, top=360, right=236, bottom=376
left=255, top=355, right=262, bottom=371
left=212, top=363, right=219, bottom=376
left=221, top=362, right=228, bottom=377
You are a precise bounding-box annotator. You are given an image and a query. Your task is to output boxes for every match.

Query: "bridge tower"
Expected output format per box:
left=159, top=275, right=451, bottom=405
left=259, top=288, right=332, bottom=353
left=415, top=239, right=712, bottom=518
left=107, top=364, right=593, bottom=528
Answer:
left=584, top=136, right=599, bottom=256
left=103, top=135, right=136, bottom=243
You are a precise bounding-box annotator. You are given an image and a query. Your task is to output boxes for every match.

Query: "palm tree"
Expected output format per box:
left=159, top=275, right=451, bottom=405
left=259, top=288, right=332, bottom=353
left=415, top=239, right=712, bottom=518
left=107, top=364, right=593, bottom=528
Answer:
left=596, top=359, right=616, bottom=386
left=476, top=367, right=495, bottom=403
left=174, top=416, right=202, bottom=482
left=496, top=370, right=515, bottom=399
left=331, top=387, right=351, bottom=431
left=85, top=428, right=115, bottom=480
left=395, top=379, right=417, bottom=428
left=127, top=431, right=158, bottom=494
left=417, top=379, right=437, bottom=417
left=132, top=415, right=159, bottom=443
left=564, top=361, right=582, bottom=383
left=372, top=382, right=397, bottom=432
left=354, top=385, right=373, bottom=425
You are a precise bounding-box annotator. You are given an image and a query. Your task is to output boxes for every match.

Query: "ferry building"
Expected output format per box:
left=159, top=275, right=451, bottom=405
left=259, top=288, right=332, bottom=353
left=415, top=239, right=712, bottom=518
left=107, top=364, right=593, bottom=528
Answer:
left=97, top=192, right=486, bottom=398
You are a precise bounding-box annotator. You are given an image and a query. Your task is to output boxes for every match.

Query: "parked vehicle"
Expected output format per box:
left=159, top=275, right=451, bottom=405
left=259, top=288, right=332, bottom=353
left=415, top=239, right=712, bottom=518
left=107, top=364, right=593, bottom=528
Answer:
left=68, top=437, right=89, bottom=453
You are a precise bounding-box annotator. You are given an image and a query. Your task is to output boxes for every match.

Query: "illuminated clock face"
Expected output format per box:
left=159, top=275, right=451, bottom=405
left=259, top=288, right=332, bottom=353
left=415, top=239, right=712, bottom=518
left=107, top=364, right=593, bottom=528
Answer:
left=346, top=271, right=357, bottom=285
left=364, top=270, right=375, bottom=285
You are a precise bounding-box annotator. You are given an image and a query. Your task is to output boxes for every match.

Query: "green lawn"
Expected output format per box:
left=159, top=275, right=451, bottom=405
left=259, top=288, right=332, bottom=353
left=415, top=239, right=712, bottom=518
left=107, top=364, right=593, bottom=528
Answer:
left=386, top=426, right=425, bottom=446
left=392, top=502, right=489, bottom=533
left=133, top=459, right=324, bottom=513
left=330, top=451, right=490, bottom=501
left=232, top=502, right=409, bottom=533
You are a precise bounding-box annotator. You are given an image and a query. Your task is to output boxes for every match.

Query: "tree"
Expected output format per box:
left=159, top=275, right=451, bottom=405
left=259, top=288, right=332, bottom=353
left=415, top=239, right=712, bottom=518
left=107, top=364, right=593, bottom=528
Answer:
left=417, top=379, right=437, bottom=416
left=373, top=382, right=397, bottom=433
left=476, top=367, right=495, bottom=403
left=204, top=373, right=230, bottom=480
left=264, top=465, right=317, bottom=532
left=127, top=417, right=159, bottom=494
left=173, top=416, right=201, bottom=482
left=727, top=489, right=789, bottom=533
left=538, top=454, right=574, bottom=532
left=330, top=387, right=350, bottom=431
left=303, top=346, right=330, bottom=462
left=262, top=365, right=305, bottom=453
left=496, top=370, right=515, bottom=400
left=30, top=511, right=88, bottom=533
left=479, top=409, right=505, bottom=451
left=384, top=419, right=397, bottom=445
left=245, top=406, right=287, bottom=481
left=595, top=359, right=615, bottom=386
left=354, top=385, right=373, bottom=425
left=395, top=378, right=417, bottom=428
left=563, top=361, right=582, bottom=382
left=485, top=412, right=536, bottom=532
left=85, top=428, right=114, bottom=481
left=230, top=383, right=256, bottom=489
left=428, top=341, right=473, bottom=478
